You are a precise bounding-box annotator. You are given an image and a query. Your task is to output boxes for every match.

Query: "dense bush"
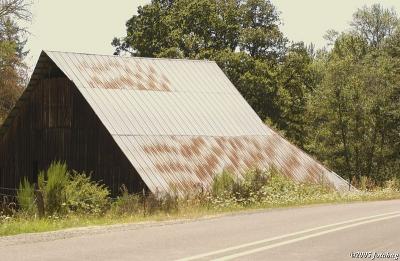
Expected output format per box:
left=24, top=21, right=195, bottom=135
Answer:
left=16, top=161, right=110, bottom=217
left=211, top=171, right=236, bottom=197
left=63, top=171, right=110, bottom=215
left=256, top=173, right=333, bottom=206
left=209, top=167, right=335, bottom=208
left=235, top=168, right=271, bottom=199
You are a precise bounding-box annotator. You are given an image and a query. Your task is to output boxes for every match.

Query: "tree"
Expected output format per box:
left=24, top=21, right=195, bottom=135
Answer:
left=239, top=0, right=286, bottom=60
left=305, top=4, right=400, bottom=184
left=351, top=4, right=399, bottom=47
left=276, top=42, right=317, bottom=147
left=0, top=0, right=31, bottom=123
left=113, top=0, right=242, bottom=58
left=112, top=0, right=286, bottom=60
left=306, top=29, right=400, bottom=184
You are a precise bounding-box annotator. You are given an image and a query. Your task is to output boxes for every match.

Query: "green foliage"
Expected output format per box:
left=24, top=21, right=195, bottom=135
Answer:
left=112, top=185, right=142, bottom=215
left=276, top=43, right=319, bottom=147
left=256, top=172, right=333, bottom=206
left=17, top=177, right=36, bottom=214
left=17, top=161, right=111, bottom=217
left=0, top=21, right=24, bottom=122
left=113, top=0, right=266, bottom=58
left=350, top=4, right=399, bottom=47
left=42, top=162, right=69, bottom=215
left=239, top=0, right=286, bottom=60
left=306, top=14, right=400, bottom=184
left=211, top=171, right=236, bottom=197
left=112, top=187, right=180, bottom=216
left=0, top=0, right=31, bottom=123
left=63, top=171, right=110, bottom=215
left=145, top=192, right=180, bottom=214
left=210, top=168, right=335, bottom=208
left=232, top=168, right=270, bottom=199
left=38, top=171, right=45, bottom=192
left=210, top=167, right=325, bottom=207
left=385, top=177, right=400, bottom=191
left=244, top=168, right=271, bottom=190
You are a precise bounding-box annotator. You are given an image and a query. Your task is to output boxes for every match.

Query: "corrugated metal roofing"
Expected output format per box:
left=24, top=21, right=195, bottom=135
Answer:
left=1, top=50, right=350, bottom=194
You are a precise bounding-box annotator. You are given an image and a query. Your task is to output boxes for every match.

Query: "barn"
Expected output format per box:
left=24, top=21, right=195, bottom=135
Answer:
left=0, top=51, right=348, bottom=196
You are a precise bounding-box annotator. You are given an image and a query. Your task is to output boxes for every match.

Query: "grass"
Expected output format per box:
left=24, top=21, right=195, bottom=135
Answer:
left=1, top=168, right=400, bottom=237
left=1, top=189, right=399, bottom=237
left=0, top=206, right=223, bottom=237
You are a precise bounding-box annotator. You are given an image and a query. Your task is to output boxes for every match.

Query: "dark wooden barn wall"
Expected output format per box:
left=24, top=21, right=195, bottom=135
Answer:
left=0, top=76, right=145, bottom=196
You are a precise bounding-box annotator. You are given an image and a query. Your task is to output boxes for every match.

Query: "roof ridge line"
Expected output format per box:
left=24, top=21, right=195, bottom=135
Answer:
left=43, top=50, right=216, bottom=63
left=111, top=134, right=271, bottom=137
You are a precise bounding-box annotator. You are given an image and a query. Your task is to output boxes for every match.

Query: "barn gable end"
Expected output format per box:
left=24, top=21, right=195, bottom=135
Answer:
left=0, top=53, right=144, bottom=195
left=0, top=50, right=349, bottom=196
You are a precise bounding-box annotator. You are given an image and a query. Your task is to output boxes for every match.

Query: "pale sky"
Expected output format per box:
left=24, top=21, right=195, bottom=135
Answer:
left=25, top=0, right=400, bottom=69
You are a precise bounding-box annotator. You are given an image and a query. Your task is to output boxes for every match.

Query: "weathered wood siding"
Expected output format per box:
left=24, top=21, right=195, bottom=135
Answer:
left=0, top=76, right=145, bottom=196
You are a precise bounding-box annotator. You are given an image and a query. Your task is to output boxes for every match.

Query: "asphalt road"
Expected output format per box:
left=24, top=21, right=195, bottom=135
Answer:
left=1, top=200, right=400, bottom=261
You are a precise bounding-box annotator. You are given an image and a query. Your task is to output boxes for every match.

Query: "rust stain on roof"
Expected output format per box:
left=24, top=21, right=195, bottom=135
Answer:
left=180, top=144, right=193, bottom=158
left=78, top=58, right=172, bottom=91
left=304, top=162, right=325, bottom=183
left=192, top=137, right=206, bottom=148
left=211, top=146, right=224, bottom=157
left=282, top=153, right=299, bottom=173
left=205, top=154, right=219, bottom=171
left=134, top=135, right=349, bottom=193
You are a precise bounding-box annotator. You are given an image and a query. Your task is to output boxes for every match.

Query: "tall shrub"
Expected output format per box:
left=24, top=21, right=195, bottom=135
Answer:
left=42, top=162, right=69, bottom=214
left=17, top=177, right=36, bottom=214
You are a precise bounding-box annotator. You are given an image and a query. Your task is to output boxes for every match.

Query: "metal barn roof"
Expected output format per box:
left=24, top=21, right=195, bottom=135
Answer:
left=1, top=51, right=350, bottom=194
